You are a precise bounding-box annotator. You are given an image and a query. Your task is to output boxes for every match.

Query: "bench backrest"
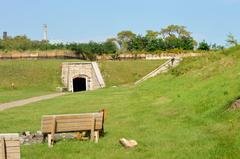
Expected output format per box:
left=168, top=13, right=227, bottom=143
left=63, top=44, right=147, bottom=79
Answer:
left=41, top=112, right=104, bottom=134
left=0, top=134, right=20, bottom=159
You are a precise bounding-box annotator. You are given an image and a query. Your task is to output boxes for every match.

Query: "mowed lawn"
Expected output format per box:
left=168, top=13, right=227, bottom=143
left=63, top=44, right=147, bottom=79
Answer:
left=99, top=60, right=166, bottom=86
left=0, top=59, right=164, bottom=103
left=0, top=60, right=64, bottom=103
left=1, top=48, right=240, bottom=158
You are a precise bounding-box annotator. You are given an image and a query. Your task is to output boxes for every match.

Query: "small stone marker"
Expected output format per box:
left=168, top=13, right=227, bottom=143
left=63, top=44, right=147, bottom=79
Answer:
left=119, top=138, right=138, bottom=148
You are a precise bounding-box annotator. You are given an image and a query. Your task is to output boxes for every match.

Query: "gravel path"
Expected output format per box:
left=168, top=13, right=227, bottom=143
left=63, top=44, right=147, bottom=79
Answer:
left=0, top=92, right=67, bottom=111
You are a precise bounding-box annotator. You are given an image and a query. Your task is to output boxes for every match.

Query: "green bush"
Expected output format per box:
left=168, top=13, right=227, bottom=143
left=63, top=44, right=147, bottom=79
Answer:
left=198, top=40, right=210, bottom=51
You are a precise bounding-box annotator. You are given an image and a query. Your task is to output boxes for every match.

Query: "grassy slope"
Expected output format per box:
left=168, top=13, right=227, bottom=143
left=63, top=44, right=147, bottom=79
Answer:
left=0, top=60, right=63, bottom=103
left=0, top=47, right=240, bottom=158
left=0, top=59, right=163, bottom=103
left=99, top=60, right=165, bottom=86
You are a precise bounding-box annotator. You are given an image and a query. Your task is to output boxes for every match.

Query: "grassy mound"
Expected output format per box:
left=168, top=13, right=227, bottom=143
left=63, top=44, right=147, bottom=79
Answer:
left=0, top=60, right=64, bottom=103
left=99, top=60, right=165, bottom=86
left=0, top=59, right=164, bottom=103
left=0, top=47, right=240, bottom=158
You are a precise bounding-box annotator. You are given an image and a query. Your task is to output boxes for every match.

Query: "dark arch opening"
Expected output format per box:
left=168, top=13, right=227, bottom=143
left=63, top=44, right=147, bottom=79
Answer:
left=73, top=77, right=86, bottom=92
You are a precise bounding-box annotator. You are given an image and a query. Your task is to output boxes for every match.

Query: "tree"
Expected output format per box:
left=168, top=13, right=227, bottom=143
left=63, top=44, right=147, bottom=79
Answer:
left=211, top=43, right=224, bottom=51
left=145, top=30, right=159, bottom=40
left=117, top=31, right=136, bottom=50
left=117, top=31, right=136, bottom=42
left=179, top=36, right=196, bottom=50
left=226, top=33, right=238, bottom=46
left=103, top=40, right=118, bottom=54
left=160, top=25, right=191, bottom=39
left=146, top=38, right=166, bottom=52
left=0, top=39, right=3, bottom=50
left=165, top=36, right=182, bottom=50
left=1, top=35, right=33, bottom=51
left=198, top=40, right=210, bottom=51
left=127, top=35, right=148, bottom=51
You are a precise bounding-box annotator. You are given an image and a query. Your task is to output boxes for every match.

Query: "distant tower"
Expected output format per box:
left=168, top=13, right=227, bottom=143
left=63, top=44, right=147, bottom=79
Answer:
left=3, top=32, right=7, bottom=40
left=43, top=24, right=48, bottom=41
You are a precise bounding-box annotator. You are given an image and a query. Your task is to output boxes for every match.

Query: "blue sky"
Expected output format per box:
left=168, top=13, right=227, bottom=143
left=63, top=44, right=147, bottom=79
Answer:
left=0, top=0, right=239, bottom=45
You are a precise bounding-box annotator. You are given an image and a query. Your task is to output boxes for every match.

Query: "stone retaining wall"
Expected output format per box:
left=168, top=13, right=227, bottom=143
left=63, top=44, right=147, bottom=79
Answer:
left=96, top=53, right=205, bottom=60
left=0, top=52, right=206, bottom=60
left=0, top=51, right=81, bottom=59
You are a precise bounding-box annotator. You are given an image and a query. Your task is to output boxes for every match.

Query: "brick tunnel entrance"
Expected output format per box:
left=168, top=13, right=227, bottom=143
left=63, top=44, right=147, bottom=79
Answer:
left=73, top=77, right=86, bottom=92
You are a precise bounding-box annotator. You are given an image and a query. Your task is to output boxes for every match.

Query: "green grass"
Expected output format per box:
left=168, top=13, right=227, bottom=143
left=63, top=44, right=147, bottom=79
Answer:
left=0, top=60, right=64, bottom=103
left=0, top=59, right=163, bottom=103
left=1, top=48, right=240, bottom=158
left=99, top=60, right=165, bottom=86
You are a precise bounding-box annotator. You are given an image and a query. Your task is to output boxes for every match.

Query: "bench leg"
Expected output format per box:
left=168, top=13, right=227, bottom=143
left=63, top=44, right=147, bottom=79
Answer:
left=90, top=129, right=94, bottom=141
left=48, top=134, right=54, bottom=148
left=90, top=116, right=96, bottom=142
left=94, top=131, right=99, bottom=143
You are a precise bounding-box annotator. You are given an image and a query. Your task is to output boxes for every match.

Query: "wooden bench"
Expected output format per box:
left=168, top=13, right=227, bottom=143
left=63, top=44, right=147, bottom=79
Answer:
left=0, top=134, right=20, bottom=159
left=41, top=109, right=106, bottom=147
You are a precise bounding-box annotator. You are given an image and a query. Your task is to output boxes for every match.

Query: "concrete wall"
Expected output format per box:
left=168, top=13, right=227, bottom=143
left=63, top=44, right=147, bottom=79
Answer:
left=0, top=52, right=206, bottom=60
left=0, top=51, right=81, bottom=59
left=62, top=62, right=105, bottom=92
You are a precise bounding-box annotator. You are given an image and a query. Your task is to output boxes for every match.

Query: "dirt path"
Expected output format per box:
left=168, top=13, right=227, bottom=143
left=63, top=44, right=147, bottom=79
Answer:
left=0, top=92, right=67, bottom=111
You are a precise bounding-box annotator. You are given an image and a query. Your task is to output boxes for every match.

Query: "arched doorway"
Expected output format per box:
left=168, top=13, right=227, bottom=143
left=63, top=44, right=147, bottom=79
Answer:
left=73, top=77, right=86, bottom=92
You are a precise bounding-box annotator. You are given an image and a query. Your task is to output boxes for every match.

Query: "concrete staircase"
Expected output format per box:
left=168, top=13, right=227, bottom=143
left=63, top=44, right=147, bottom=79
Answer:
left=135, top=58, right=182, bottom=85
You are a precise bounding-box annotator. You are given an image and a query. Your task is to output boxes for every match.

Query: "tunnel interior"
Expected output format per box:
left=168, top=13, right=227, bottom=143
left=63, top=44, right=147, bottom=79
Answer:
left=73, top=77, right=86, bottom=92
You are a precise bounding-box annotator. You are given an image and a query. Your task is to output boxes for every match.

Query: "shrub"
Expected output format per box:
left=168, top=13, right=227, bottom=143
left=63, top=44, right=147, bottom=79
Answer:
left=198, top=40, right=210, bottom=51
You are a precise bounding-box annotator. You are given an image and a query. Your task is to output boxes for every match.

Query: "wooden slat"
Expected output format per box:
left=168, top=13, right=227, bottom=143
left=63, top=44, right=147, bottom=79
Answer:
left=41, top=113, right=103, bottom=123
left=0, top=148, right=19, bottom=154
left=42, top=123, right=102, bottom=129
left=6, top=153, right=21, bottom=159
left=42, top=119, right=103, bottom=127
left=42, top=126, right=102, bottom=133
left=0, top=146, right=20, bottom=153
left=42, top=117, right=103, bottom=124
left=42, top=118, right=102, bottom=125
left=0, top=134, right=19, bottom=139
left=6, top=152, right=20, bottom=155
left=42, top=120, right=103, bottom=126
left=42, top=123, right=102, bottom=132
left=5, top=141, right=20, bottom=147
left=42, top=113, right=103, bottom=120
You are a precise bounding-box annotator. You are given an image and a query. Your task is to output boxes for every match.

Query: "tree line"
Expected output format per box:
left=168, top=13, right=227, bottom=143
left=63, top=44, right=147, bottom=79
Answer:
left=0, top=25, right=228, bottom=54
left=0, top=36, right=117, bottom=55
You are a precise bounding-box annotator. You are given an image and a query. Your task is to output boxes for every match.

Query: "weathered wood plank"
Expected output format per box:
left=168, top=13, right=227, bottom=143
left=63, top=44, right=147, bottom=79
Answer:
left=0, top=134, right=20, bottom=159
left=42, top=120, right=103, bottom=127
left=0, top=137, right=6, bottom=159
left=6, top=152, right=21, bottom=159
left=42, top=123, right=102, bottom=130
left=5, top=141, right=20, bottom=147
left=42, top=113, right=103, bottom=119
left=42, top=125, right=102, bottom=133
left=42, top=118, right=103, bottom=124
left=0, top=134, right=19, bottom=140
